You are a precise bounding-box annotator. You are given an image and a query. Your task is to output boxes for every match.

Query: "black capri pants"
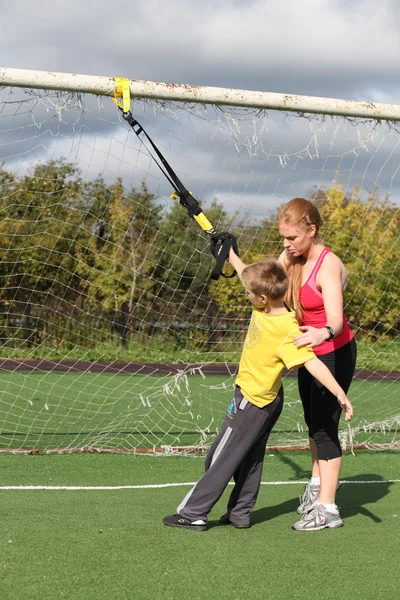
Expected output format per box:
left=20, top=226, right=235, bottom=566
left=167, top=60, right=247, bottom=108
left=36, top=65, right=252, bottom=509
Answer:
left=297, top=338, right=357, bottom=461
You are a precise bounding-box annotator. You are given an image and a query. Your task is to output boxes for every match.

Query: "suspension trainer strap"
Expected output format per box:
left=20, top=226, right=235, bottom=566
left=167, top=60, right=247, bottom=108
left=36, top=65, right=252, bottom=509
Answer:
left=112, top=78, right=238, bottom=279
left=209, top=232, right=239, bottom=280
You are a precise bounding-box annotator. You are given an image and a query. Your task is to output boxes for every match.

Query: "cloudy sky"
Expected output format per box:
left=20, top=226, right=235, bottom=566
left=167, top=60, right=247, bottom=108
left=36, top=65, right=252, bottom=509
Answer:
left=1, top=0, right=400, bottom=216
left=2, top=0, right=400, bottom=102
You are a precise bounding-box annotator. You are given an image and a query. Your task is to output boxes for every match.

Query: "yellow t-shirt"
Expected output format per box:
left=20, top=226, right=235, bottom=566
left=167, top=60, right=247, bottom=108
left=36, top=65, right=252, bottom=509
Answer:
left=235, top=308, right=315, bottom=408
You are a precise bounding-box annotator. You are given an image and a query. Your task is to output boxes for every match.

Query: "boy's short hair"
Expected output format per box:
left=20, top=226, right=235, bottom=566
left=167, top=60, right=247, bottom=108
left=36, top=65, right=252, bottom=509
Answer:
left=241, top=259, right=288, bottom=300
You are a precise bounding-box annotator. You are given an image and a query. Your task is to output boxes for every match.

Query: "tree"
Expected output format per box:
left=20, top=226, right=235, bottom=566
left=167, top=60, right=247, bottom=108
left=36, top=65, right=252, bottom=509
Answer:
left=75, top=178, right=161, bottom=343
left=315, top=183, right=399, bottom=338
left=0, top=159, right=84, bottom=346
left=147, top=198, right=232, bottom=347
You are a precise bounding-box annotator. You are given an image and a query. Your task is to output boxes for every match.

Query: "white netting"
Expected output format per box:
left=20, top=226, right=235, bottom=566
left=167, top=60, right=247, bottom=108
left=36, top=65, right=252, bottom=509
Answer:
left=0, top=84, right=399, bottom=453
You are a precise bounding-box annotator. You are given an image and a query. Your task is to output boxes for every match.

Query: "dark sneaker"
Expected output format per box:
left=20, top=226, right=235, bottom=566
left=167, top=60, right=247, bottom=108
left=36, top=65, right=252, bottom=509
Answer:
left=292, top=504, right=343, bottom=531
left=297, top=483, right=320, bottom=515
left=162, top=513, right=207, bottom=531
left=219, top=514, right=251, bottom=529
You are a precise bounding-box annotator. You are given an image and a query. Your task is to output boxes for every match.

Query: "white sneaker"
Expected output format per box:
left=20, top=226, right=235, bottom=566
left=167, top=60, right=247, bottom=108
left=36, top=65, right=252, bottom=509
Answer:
left=292, top=504, right=343, bottom=531
left=296, top=483, right=320, bottom=515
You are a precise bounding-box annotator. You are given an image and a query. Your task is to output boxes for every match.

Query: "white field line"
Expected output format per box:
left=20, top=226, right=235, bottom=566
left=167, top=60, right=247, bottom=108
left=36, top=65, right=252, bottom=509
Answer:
left=0, top=480, right=399, bottom=491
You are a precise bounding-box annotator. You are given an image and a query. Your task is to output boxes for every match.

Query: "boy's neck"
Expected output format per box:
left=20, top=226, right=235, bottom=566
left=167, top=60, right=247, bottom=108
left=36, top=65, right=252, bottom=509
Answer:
left=263, top=298, right=288, bottom=315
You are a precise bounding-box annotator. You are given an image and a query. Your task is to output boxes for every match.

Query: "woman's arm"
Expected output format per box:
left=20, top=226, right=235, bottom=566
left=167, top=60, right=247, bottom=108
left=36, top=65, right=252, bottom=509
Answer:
left=319, top=253, right=345, bottom=335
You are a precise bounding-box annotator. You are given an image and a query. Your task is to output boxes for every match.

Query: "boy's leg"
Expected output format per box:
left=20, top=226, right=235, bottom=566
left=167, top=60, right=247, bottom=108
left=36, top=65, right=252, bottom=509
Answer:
left=203, top=418, right=229, bottom=473
left=224, top=389, right=283, bottom=526
left=224, top=430, right=271, bottom=527
left=162, top=419, right=236, bottom=531
left=175, top=387, right=273, bottom=523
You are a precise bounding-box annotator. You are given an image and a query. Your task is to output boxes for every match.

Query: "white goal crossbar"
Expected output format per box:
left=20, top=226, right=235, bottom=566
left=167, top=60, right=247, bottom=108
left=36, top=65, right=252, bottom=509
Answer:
left=1, top=67, right=400, bottom=120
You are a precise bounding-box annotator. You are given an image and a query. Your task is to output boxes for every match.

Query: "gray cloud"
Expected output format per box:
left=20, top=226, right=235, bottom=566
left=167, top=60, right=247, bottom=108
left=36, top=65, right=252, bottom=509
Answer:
left=2, top=0, right=400, bottom=220
left=2, top=0, right=400, bottom=103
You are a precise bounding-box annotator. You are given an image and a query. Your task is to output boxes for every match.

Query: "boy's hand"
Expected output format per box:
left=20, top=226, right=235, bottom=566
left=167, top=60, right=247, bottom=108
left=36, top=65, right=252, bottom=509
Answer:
left=228, top=247, right=246, bottom=278
left=337, top=391, right=353, bottom=421
left=228, top=246, right=237, bottom=262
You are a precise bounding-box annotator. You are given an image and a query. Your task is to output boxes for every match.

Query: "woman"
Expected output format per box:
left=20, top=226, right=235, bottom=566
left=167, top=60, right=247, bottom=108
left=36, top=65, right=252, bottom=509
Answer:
left=277, top=197, right=357, bottom=531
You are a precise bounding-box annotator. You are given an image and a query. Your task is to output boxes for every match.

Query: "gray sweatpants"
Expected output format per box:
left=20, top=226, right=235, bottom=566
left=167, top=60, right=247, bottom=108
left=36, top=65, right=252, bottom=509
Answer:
left=177, top=385, right=283, bottom=525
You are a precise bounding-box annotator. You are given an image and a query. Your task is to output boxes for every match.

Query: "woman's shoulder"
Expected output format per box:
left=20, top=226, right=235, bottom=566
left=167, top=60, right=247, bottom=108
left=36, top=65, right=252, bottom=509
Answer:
left=321, top=248, right=345, bottom=270
left=318, top=248, right=348, bottom=288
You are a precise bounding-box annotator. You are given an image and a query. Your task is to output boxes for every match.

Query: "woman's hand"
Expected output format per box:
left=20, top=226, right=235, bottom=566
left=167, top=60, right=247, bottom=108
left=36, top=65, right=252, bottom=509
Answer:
left=294, top=325, right=328, bottom=348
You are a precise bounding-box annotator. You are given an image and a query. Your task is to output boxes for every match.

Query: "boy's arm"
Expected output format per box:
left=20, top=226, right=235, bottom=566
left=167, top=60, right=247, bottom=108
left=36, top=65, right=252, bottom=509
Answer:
left=303, top=357, right=353, bottom=421
left=228, top=247, right=247, bottom=280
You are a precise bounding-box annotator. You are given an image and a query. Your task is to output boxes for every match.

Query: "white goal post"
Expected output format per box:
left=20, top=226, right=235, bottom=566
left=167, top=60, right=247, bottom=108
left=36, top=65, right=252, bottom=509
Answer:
left=0, top=67, right=399, bottom=454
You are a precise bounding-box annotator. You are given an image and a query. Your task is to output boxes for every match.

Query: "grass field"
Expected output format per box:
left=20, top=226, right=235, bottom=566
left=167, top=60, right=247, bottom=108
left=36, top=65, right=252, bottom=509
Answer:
left=0, top=451, right=399, bottom=600
left=0, top=372, right=399, bottom=451
left=0, top=371, right=399, bottom=598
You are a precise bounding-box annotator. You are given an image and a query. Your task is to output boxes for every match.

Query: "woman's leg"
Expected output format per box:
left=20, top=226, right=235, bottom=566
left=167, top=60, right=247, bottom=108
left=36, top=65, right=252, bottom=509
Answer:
left=309, top=438, right=319, bottom=478
left=292, top=340, right=357, bottom=530
left=318, top=456, right=342, bottom=504
left=309, top=339, right=357, bottom=505
left=298, top=365, right=317, bottom=478
left=297, top=339, right=356, bottom=507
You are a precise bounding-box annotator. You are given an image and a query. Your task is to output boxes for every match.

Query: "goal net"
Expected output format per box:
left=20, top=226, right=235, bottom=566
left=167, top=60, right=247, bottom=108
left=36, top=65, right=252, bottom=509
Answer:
left=0, top=69, right=399, bottom=453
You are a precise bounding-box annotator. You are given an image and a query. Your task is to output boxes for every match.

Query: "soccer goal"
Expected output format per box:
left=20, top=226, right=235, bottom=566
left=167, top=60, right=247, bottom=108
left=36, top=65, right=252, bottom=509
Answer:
left=0, top=67, right=399, bottom=453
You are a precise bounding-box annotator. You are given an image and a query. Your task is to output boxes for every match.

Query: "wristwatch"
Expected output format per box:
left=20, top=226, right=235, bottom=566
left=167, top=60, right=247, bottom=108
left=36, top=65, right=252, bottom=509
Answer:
left=325, top=325, right=335, bottom=341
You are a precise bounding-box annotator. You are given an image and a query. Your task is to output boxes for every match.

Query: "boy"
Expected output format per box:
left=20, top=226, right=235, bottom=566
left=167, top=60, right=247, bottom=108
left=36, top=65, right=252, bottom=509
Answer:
left=162, top=250, right=352, bottom=531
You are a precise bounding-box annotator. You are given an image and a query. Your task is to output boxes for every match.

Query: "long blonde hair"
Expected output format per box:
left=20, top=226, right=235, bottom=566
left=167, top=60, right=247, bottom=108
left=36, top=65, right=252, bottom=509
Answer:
left=276, top=198, right=323, bottom=323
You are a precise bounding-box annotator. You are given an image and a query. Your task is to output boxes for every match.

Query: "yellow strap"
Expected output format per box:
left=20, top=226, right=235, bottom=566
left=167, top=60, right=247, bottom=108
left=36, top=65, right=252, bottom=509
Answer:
left=113, top=77, right=131, bottom=113
left=170, top=192, right=215, bottom=233
left=193, top=212, right=215, bottom=233
left=115, top=94, right=217, bottom=238
left=171, top=190, right=193, bottom=200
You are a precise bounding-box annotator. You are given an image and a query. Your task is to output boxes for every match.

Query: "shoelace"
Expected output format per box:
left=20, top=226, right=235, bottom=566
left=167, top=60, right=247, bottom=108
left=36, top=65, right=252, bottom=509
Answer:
left=301, top=503, right=325, bottom=523
left=299, top=485, right=310, bottom=504
left=299, top=484, right=313, bottom=508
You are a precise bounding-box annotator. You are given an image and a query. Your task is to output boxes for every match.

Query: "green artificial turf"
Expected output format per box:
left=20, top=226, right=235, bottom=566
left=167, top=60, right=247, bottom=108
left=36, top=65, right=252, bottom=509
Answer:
left=0, top=452, right=399, bottom=600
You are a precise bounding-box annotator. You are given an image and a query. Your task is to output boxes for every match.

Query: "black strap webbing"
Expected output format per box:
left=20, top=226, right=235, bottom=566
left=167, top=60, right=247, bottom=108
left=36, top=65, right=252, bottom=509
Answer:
left=123, top=112, right=202, bottom=216
left=120, top=109, right=239, bottom=279
left=209, top=232, right=239, bottom=280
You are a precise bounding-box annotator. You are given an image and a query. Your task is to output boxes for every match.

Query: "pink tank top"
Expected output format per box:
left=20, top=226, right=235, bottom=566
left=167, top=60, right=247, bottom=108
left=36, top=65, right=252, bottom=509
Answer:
left=299, top=247, right=353, bottom=356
